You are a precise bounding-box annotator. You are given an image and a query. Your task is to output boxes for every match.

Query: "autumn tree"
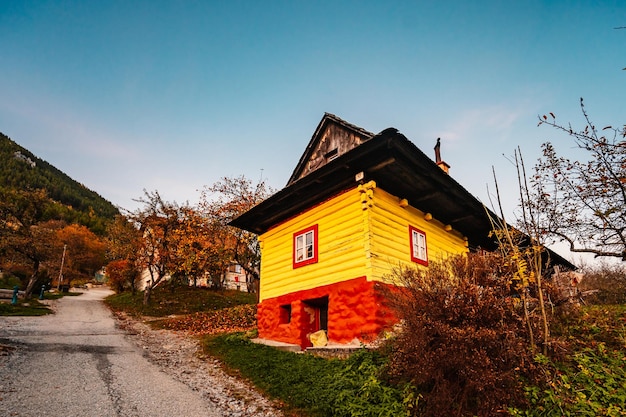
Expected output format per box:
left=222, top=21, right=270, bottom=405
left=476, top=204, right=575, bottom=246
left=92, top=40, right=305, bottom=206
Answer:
left=55, top=223, right=107, bottom=286
left=129, top=190, right=183, bottom=304
left=0, top=188, right=57, bottom=297
left=199, top=175, right=274, bottom=295
left=105, top=259, right=139, bottom=293
left=106, top=215, right=143, bottom=293
left=534, top=98, right=626, bottom=261
left=170, top=206, right=230, bottom=289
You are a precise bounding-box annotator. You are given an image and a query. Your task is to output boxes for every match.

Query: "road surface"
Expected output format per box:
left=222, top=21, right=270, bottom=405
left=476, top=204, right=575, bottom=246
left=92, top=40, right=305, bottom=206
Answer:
left=0, top=288, right=227, bottom=417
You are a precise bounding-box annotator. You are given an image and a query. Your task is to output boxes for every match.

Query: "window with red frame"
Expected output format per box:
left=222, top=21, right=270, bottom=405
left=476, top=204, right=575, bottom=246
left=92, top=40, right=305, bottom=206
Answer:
left=409, top=225, right=428, bottom=266
left=293, top=224, right=318, bottom=268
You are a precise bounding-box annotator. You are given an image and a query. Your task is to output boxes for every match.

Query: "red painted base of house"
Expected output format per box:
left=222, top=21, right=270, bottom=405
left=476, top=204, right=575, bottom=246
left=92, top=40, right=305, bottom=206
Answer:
left=257, top=277, right=397, bottom=349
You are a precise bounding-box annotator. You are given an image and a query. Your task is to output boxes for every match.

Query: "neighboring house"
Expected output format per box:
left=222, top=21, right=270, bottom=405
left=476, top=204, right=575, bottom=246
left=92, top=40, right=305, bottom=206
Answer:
left=230, top=113, right=573, bottom=350
left=194, top=263, right=250, bottom=292
left=137, top=268, right=159, bottom=291
left=134, top=265, right=249, bottom=291
left=222, top=263, right=250, bottom=292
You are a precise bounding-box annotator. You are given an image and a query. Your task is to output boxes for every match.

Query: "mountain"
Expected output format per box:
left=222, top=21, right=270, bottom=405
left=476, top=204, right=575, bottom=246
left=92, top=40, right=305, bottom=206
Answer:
left=0, top=132, right=119, bottom=234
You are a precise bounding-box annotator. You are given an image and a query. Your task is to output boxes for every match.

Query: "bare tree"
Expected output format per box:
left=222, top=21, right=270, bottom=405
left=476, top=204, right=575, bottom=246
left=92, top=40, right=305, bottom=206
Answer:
left=533, top=98, right=626, bottom=261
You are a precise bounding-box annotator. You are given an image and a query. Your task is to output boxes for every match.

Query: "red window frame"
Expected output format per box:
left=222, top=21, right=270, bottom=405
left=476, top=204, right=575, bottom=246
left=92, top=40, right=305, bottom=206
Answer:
left=293, top=224, right=319, bottom=268
left=409, top=225, right=428, bottom=266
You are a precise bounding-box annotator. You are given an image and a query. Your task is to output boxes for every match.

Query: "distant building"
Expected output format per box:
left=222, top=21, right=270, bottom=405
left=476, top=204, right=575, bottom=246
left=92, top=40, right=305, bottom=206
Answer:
left=223, top=263, right=249, bottom=291
left=194, top=263, right=250, bottom=292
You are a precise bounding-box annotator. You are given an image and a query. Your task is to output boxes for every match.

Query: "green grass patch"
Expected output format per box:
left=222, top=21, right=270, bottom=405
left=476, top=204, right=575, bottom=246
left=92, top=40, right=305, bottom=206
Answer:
left=0, top=299, right=53, bottom=316
left=105, top=286, right=257, bottom=317
left=44, top=291, right=82, bottom=300
left=102, top=280, right=626, bottom=416
left=203, top=333, right=411, bottom=417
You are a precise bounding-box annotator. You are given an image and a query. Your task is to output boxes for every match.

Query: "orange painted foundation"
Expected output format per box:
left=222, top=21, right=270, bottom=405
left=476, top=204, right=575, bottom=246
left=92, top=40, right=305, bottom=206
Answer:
left=257, top=277, right=397, bottom=349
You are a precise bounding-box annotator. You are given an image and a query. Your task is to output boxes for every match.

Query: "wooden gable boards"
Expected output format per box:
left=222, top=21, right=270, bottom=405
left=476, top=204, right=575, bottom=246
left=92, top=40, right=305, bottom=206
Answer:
left=287, top=113, right=374, bottom=185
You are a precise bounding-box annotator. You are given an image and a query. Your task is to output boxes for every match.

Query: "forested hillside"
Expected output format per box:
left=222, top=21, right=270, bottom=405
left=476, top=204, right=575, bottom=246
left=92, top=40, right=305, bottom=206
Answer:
left=0, top=132, right=119, bottom=234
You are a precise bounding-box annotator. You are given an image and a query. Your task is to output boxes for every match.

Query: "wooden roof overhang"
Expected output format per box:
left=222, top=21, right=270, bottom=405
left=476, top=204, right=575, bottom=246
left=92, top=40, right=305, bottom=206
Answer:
left=230, top=128, right=575, bottom=269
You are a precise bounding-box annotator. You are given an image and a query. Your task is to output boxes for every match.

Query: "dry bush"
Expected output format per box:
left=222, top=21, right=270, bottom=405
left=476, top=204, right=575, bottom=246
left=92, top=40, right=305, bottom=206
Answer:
left=384, top=253, right=538, bottom=417
left=578, top=262, right=626, bottom=305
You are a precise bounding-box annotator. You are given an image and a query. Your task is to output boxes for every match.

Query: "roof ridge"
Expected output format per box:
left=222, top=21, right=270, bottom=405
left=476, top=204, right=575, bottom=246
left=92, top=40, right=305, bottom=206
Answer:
left=322, top=113, right=375, bottom=138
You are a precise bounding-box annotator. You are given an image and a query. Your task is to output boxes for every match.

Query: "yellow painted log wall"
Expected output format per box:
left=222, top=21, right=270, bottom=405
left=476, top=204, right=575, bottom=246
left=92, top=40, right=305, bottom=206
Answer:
left=258, top=182, right=469, bottom=302
left=259, top=188, right=368, bottom=302
left=368, top=187, right=468, bottom=282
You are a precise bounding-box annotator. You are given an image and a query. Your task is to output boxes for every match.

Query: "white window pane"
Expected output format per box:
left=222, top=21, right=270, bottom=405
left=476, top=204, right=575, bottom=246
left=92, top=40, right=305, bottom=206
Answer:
left=412, top=231, right=419, bottom=257
left=411, top=229, right=427, bottom=261
left=295, top=228, right=316, bottom=264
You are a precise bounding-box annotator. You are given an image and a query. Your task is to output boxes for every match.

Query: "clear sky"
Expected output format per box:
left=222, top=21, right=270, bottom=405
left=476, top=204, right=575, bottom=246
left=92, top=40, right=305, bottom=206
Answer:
left=1, top=1, right=624, bottom=263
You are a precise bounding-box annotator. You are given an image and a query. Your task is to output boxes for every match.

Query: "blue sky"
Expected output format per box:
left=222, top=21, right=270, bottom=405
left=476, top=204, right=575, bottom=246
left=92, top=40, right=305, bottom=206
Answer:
left=1, top=1, right=624, bottom=262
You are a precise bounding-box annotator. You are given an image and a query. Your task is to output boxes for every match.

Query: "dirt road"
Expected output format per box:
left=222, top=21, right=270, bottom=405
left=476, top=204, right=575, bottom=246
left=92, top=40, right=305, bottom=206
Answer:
left=0, top=288, right=280, bottom=417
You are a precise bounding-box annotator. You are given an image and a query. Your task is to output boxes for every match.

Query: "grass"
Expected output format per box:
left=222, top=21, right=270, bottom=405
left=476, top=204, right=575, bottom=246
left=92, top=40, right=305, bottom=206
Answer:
left=0, top=290, right=85, bottom=316
left=104, top=285, right=257, bottom=317
left=203, top=332, right=409, bottom=417
left=0, top=299, right=53, bottom=316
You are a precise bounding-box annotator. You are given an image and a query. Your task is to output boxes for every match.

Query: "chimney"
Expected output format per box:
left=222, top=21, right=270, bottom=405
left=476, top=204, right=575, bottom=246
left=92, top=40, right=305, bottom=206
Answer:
left=434, top=138, right=450, bottom=174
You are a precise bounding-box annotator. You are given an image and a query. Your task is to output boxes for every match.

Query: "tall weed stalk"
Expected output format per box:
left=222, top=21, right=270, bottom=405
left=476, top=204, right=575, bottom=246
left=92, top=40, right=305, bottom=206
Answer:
left=488, top=148, right=552, bottom=355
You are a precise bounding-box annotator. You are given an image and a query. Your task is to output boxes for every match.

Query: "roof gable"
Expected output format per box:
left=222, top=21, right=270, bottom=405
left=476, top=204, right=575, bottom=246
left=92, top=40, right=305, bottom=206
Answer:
left=287, top=113, right=374, bottom=185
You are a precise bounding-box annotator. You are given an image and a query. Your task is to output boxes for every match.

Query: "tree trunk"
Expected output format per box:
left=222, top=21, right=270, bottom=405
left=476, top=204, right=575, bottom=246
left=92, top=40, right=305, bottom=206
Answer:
left=24, top=259, right=40, bottom=298
left=143, top=285, right=152, bottom=305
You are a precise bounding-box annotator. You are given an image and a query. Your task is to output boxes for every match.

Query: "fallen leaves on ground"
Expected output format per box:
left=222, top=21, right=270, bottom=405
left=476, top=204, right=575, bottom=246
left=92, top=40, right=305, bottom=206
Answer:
left=161, top=304, right=257, bottom=335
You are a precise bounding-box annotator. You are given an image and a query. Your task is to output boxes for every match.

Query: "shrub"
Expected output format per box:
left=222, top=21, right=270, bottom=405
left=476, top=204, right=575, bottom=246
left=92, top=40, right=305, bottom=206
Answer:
left=384, top=253, right=537, bottom=417
left=0, top=272, right=21, bottom=289
left=578, top=263, right=626, bottom=304
left=510, top=344, right=626, bottom=416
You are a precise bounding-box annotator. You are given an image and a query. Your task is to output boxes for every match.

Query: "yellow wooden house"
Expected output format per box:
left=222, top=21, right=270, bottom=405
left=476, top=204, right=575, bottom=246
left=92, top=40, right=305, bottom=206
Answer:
left=231, top=114, right=568, bottom=349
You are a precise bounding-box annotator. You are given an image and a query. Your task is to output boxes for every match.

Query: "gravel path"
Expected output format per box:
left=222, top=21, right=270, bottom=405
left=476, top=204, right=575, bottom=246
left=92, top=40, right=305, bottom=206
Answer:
left=0, top=288, right=283, bottom=417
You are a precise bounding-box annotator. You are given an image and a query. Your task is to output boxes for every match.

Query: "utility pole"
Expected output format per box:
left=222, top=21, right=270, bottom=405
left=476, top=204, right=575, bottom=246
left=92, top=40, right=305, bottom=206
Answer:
left=56, top=244, right=67, bottom=291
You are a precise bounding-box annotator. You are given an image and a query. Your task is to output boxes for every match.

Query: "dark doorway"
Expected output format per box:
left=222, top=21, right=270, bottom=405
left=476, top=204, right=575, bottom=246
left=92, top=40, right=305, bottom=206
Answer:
left=303, top=296, right=328, bottom=334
